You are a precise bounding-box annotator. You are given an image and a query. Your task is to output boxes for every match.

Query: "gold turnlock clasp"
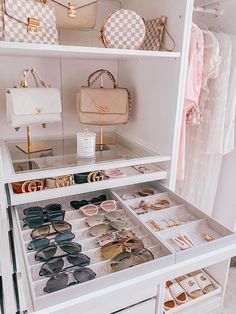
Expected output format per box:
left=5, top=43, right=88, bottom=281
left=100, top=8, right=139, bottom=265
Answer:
left=27, top=18, right=40, bottom=33
left=98, top=106, right=109, bottom=113
left=68, top=4, right=77, bottom=18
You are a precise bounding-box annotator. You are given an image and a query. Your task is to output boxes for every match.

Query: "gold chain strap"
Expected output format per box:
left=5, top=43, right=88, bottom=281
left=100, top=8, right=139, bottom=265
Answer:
left=88, top=69, right=117, bottom=88
left=18, top=68, right=48, bottom=88
left=87, top=69, right=132, bottom=117
left=40, top=0, right=97, bottom=11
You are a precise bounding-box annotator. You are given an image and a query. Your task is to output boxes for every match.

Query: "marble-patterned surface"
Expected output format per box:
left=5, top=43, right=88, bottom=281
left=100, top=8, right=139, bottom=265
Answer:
left=208, top=267, right=236, bottom=314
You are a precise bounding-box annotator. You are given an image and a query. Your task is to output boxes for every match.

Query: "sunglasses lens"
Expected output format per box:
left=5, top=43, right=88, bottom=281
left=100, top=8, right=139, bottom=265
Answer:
left=47, top=211, right=65, bottom=223
left=60, top=242, right=81, bottom=255
left=52, top=222, right=71, bottom=233
left=40, top=258, right=64, bottom=277
left=45, top=204, right=62, bottom=212
left=35, top=245, right=57, bottom=262
left=44, top=274, right=68, bottom=293
left=81, top=204, right=98, bottom=217
left=74, top=268, right=96, bottom=283
left=26, top=216, right=44, bottom=229
left=101, top=200, right=116, bottom=213
left=55, top=231, right=75, bottom=244
left=31, top=226, right=50, bottom=239
left=70, top=200, right=88, bottom=209
left=67, top=253, right=90, bottom=267
left=24, top=206, right=43, bottom=216
left=28, top=238, right=50, bottom=251
left=89, top=224, right=110, bottom=237
left=111, top=252, right=132, bottom=272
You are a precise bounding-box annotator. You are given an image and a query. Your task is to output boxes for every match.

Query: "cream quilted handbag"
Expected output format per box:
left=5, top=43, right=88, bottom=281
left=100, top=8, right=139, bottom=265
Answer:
left=41, top=0, right=97, bottom=29
left=6, top=69, right=62, bottom=128
left=0, top=0, right=58, bottom=44
left=78, top=69, right=131, bottom=126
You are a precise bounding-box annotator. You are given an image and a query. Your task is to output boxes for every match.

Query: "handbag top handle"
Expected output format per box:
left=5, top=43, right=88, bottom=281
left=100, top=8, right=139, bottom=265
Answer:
left=87, top=69, right=117, bottom=88
left=17, top=69, right=48, bottom=88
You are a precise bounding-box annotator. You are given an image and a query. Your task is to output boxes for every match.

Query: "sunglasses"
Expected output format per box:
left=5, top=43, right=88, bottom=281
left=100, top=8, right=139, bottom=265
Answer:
left=86, top=211, right=126, bottom=228
left=111, top=248, right=154, bottom=272
left=44, top=267, right=96, bottom=293
left=30, top=222, right=72, bottom=239
left=80, top=200, right=117, bottom=217
left=70, top=194, right=107, bottom=210
left=35, top=241, right=82, bottom=262
left=97, top=230, right=136, bottom=247
left=89, top=220, right=129, bottom=238
left=23, top=204, right=65, bottom=229
left=101, top=237, right=144, bottom=260
left=28, top=231, right=75, bottom=251
left=39, top=253, right=90, bottom=277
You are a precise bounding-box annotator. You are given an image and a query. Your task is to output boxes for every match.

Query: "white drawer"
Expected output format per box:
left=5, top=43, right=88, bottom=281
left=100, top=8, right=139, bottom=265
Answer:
left=113, top=298, right=156, bottom=314
left=10, top=181, right=236, bottom=313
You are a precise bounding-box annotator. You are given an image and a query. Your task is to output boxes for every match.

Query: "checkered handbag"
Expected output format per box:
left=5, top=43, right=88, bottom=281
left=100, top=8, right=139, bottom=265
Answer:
left=141, top=16, right=175, bottom=51
left=99, top=9, right=146, bottom=50
left=0, top=0, right=58, bottom=44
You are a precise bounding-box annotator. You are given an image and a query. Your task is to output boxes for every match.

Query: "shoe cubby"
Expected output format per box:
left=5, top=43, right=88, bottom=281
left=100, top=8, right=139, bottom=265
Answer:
left=111, top=182, right=236, bottom=261
left=163, top=269, right=222, bottom=313
left=12, top=190, right=173, bottom=311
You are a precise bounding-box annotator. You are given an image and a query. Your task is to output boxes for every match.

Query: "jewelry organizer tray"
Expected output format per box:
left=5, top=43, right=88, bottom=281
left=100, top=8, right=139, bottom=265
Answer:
left=111, top=182, right=236, bottom=262
left=12, top=190, right=174, bottom=311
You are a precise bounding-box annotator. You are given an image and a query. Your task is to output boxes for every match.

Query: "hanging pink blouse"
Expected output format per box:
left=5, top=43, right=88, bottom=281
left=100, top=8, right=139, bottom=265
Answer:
left=177, top=24, right=204, bottom=181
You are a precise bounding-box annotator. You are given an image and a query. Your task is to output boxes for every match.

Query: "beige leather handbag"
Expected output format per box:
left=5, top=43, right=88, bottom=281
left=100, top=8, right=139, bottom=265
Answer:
left=41, top=0, right=97, bottom=29
left=78, top=69, right=131, bottom=126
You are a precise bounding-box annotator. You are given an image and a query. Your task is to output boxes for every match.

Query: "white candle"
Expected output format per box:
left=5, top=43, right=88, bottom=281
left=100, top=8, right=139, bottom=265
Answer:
left=77, top=129, right=96, bottom=158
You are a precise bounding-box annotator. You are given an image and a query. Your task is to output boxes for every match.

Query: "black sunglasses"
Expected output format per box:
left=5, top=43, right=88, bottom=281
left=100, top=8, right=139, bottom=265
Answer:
left=23, top=204, right=65, bottom=229
left=35, top=241, right=82, bottom=262
left=30, top=221, right=72, bottom=240
left=70, top=194, right=107, bottom=210
left=28, top=231, right=75, bottom=251
left=44, top=267, right=96, bottom=293
left=39, top=253, right=90, bottom=277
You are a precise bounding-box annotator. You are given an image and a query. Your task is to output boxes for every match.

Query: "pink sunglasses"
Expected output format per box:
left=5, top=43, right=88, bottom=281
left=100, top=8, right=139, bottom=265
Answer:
left=80, top=200, right=117, bottom=217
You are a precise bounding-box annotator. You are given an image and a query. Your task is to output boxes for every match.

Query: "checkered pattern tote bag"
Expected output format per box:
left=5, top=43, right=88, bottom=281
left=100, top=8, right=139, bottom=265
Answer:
left=99, top=9, right=146, bottom=50
left=0, top=0, right=58, bottom=44
left=141, top=16, right=175, bottom=51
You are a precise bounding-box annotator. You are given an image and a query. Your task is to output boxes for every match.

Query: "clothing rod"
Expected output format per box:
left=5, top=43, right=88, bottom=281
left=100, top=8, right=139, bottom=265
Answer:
left=193, top=6, right=224, bottom=15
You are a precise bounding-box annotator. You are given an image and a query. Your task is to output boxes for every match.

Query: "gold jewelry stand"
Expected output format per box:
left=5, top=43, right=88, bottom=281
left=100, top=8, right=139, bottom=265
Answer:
left=96, top=74, right=116, bottom=149
left=16, top=125, right=52, bottom=154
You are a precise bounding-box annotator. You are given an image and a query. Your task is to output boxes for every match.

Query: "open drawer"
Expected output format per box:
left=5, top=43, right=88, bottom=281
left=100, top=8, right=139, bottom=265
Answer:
left=11, top=190, right=172, bottom=312
left=10, top=181, right=236, bottom=313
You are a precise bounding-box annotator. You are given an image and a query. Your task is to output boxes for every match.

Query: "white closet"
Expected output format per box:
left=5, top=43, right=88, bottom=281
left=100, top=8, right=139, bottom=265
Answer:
left=0, top=1, right=236, bottom=314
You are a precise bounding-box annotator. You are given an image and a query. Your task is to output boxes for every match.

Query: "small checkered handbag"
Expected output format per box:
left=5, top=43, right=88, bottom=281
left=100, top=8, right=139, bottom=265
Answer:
left=0, top=0, right=58, bottom=44
left=141, top=16, right=175, bottom=51
left=41, top=0, right=97, bottom=29
left=99, top=9, right=146, bottom=50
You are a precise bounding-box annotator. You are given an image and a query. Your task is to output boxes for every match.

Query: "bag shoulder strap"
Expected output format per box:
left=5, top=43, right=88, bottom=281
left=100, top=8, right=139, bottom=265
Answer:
left=18, top=69, right=48, bottom=88
left=160, top=23, right=176, bottom=52
left=88, top=69, right=117, bottom=88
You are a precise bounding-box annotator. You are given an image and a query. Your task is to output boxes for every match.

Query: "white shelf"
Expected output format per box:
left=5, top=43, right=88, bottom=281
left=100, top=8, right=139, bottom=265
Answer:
left=8, top=166, right=167, bottom=205
left=0, top=42, right=181, bottom=60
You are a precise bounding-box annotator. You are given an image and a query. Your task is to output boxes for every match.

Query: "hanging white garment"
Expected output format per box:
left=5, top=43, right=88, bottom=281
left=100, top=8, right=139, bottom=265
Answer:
left=222, top=35, right=236, bottom=154
left=177, top=32, right=232, bottom=215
